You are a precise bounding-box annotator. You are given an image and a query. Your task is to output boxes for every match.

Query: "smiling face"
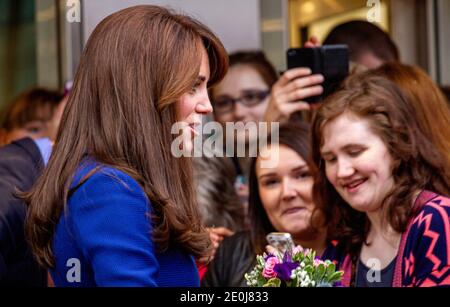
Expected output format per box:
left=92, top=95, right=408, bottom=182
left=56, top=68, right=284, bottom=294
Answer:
left=321, top=112, right=395, bottom=213
left=256, top=144, right=315, bottom=239
left=176, top=46, right=213, bottom=151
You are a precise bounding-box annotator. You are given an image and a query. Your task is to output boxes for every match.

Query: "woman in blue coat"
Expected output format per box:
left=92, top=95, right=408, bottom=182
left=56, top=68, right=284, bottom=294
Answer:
left=25, top=5, right=228, bottom=287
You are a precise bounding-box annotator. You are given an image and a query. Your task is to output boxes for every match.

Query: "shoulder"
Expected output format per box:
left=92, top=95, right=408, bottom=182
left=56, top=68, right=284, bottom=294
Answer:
left=221, top=231, right=252, bottom=249
left=214, top=231, right=253, bottom=262
left=0, top=138, right=43, bottom=178
left=67, top=160, right=150, bottom=217
left=402, top=191, right=450, bottom=286
left=71, top=160, right=146, bottom=198
left=410, top=191, right=450, bottom=230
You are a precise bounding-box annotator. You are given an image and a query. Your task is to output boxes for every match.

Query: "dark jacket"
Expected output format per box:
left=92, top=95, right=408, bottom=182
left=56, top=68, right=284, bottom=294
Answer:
left=0, top=138, right=47, bottom=286
left=202, top=231, right=256, bottom=287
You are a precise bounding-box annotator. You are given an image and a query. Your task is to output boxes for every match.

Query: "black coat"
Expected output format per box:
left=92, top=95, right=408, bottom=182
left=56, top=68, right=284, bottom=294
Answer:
left=202, top=231, right=256, bottom=287
left=0, top=138, right=47, bottom=286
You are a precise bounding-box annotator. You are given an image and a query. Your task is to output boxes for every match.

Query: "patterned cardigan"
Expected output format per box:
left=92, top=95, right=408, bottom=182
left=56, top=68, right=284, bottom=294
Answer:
left=322, top=190, right=450, bottom=287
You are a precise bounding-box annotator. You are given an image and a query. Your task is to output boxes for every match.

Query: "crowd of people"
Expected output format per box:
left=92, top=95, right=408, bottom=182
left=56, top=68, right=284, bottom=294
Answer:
left=0, top=5, right=449, bottom=287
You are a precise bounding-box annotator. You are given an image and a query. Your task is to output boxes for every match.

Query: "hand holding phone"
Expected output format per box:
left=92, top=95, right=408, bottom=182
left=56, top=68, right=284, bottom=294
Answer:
left=286, top=45, right=349, bottom=103
left=263, top=68, right=324, bottom=123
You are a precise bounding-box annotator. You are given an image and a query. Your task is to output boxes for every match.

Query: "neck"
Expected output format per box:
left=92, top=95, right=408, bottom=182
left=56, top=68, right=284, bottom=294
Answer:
left=293, top=230, right=327, bottom=257
left=366, top=208, right=400, bottom=247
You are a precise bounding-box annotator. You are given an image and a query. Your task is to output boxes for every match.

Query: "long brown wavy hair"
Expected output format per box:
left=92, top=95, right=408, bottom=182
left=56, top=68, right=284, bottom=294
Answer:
left=25, top=5, right=228, bottom=268
left=371, top=62, right=450, bottom=166
left=311, top=72, right=450, bottom=257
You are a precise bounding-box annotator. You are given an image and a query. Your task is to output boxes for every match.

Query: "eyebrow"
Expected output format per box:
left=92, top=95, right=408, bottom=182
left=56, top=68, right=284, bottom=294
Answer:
left=321, top=143, right=365, bottom=156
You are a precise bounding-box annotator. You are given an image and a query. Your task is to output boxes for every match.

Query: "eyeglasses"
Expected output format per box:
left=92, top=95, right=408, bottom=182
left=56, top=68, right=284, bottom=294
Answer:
left=213, top=89, right=270, bottom=115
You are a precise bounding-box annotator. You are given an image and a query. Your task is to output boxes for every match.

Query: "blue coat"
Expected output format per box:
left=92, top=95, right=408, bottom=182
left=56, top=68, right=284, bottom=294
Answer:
left=51, top=160, right=200, bottom=287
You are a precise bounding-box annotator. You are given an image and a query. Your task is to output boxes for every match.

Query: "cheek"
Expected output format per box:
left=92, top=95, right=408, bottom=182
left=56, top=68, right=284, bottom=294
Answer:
left=249, top=100, right=268, bottom=121
left=214, top=113, right=233, bottom=125
left=297, top=180, right=314, bottom=205
left=177, top=95, right=195, bottom=121
left=325, top=164, right=337, bottom=186
left=258, top=186, right=280, bottom=217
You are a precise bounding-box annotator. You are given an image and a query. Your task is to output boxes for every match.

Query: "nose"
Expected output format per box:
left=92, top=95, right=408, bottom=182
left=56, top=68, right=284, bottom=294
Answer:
left=196, top=93, right=213, bottom=114
left=281, top=177, right=297, bottom=201
left=336, top=158, right=355, bottom=179
left=233, top=100, right=248, bottom=121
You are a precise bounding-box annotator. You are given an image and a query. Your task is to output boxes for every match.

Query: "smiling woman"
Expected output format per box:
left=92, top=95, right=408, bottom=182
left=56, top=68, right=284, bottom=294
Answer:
left=202, top=122, right=327, bottom=287
left=24, top=5, right=228, bottom=287
left=311, top=71, right=450, bottom=287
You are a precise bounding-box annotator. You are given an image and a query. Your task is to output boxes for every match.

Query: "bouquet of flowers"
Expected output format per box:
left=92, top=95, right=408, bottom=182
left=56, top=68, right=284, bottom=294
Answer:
left=245, top=246, right=343, bottom=287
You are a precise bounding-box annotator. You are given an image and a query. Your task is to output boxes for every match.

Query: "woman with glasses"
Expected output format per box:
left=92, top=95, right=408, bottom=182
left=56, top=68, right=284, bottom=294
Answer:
left=209, top=51, right=324, bottom=188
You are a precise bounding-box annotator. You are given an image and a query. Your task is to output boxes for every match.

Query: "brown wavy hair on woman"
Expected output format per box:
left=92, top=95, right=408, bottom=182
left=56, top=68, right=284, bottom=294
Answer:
left=25, top=5, right=228, bottom=268
left=311, top=72, right=450, bottom=257
left=370, top=62, right=450, bottom=166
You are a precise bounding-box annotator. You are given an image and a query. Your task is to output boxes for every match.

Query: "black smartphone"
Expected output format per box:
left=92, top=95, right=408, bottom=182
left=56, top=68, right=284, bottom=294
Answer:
left=286, top=45, right=349, bottom=103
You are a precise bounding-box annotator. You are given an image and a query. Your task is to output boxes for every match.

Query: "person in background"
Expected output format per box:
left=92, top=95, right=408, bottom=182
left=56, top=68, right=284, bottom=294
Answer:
left=209, top=51, right=323, bottom=203
left=193, top=155, right=246, bottom=278
left=202, top=122, right=326, bottom=287
left=0, top=85, right=69, bottom=286
left=312, top=72, right=450, bottom=287
left=25, top=5, right=228, bottom=287
left=370, top=62, right=450, bottom=167
left=323, top=20, right=399, bottom=69
left=0, top=88, right=63, bottom=146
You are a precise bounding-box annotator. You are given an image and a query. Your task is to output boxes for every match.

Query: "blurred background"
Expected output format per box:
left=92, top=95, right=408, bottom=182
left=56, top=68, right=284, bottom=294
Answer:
left=1, top=0, right=449, bottom=108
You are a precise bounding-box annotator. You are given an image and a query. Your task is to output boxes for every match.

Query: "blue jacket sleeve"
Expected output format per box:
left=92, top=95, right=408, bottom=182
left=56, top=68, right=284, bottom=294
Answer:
left=68, top=167, right=158, bottom=286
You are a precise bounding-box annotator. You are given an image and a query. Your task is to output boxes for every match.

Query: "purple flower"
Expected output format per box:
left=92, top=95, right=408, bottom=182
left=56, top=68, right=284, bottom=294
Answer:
left=273, top=262, right=299, bottom=282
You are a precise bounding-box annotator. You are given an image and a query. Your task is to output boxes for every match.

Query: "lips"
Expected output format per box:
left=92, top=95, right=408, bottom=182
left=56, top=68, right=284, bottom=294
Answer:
left=343, top=178, right=367, bottom=193
left=282, top=207, right=305, bottom=216
left=188, top=122, right=200, bottom=137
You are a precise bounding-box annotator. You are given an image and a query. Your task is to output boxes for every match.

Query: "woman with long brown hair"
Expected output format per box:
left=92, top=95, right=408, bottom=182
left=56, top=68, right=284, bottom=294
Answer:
left=371, top=62, right=450, bottom=166
left=312, top=71, right=450, bottom=287
left=25, top=5, right=227, bottom=287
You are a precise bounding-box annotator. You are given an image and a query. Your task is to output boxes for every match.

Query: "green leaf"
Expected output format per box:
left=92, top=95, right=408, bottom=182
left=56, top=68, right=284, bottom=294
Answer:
left=263, top=278, right=281, bottom=287
left=328, top=271, right=344, bottom=283
left=316, top=263, right=326, bottom=280
left=325, top=262, right=336, bottom=279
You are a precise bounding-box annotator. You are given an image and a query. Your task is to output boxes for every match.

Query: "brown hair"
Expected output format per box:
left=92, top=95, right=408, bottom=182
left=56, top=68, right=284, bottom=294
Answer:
left=193, top=156, right=245, bottom=231
left=248, top=122, right=316, bottom=254
left=311, top=72, right=450, bottom=256
left=371, top=62, right=450, bottom=166
left=323, top=20, right=399, bottom=63
left=210, top=50, right=278, bottom=99
left=25, top=5, right=228, bottom=268
left=0, top=88, right=63, bottom=145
